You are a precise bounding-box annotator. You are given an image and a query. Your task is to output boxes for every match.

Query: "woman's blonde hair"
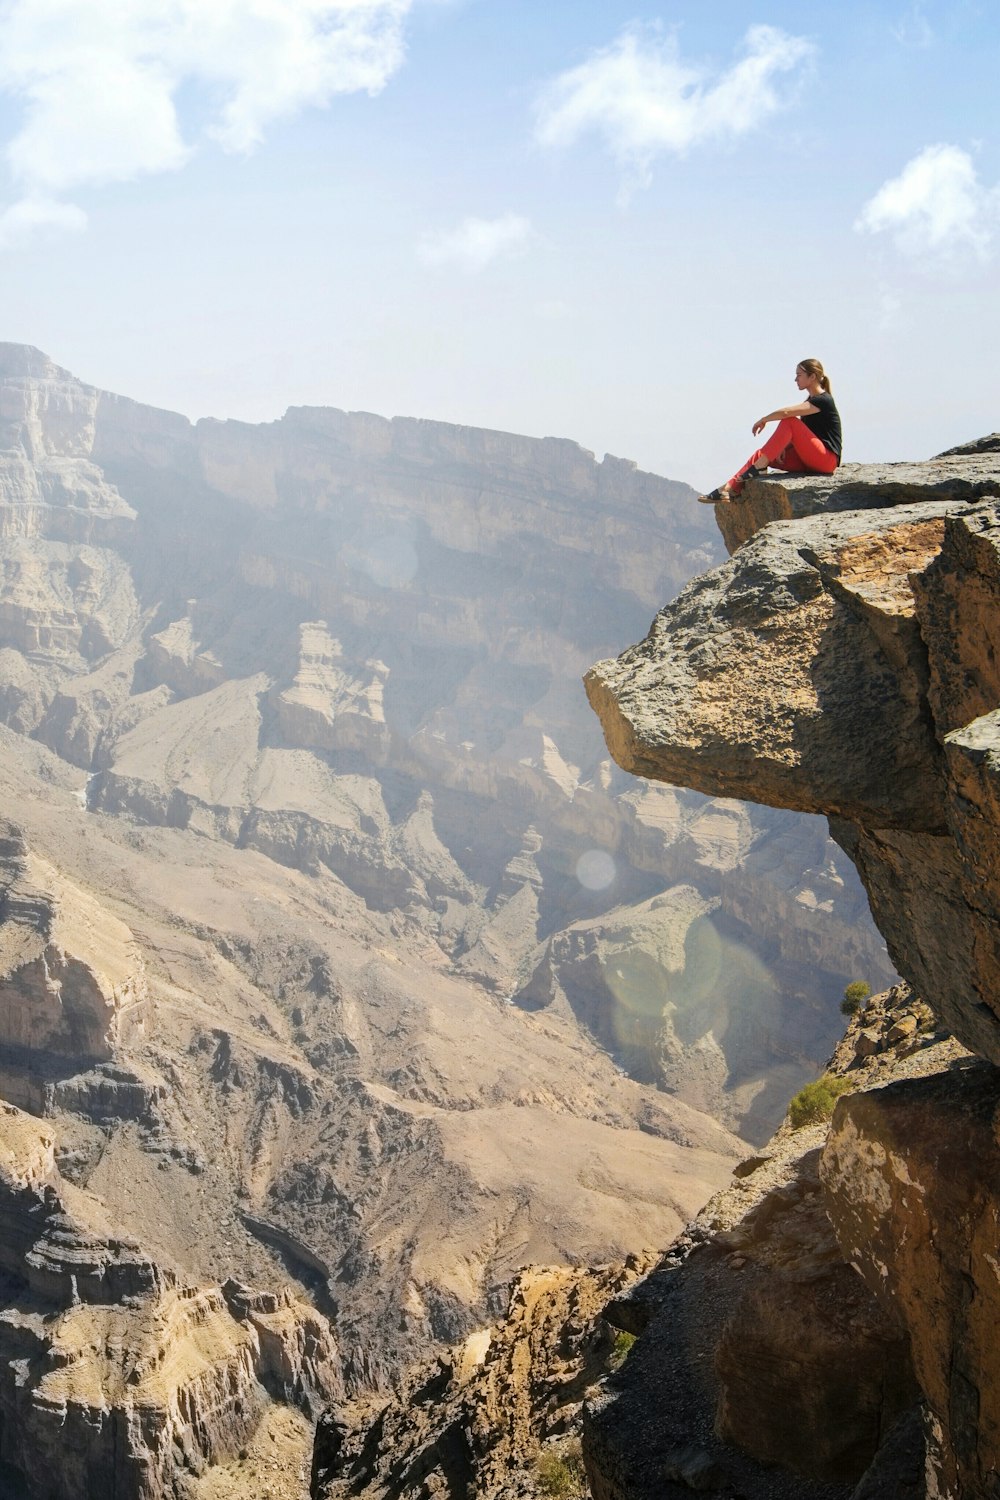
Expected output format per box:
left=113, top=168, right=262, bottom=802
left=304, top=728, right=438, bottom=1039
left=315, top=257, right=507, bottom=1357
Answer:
left=798, top=358, right=831, bottom=394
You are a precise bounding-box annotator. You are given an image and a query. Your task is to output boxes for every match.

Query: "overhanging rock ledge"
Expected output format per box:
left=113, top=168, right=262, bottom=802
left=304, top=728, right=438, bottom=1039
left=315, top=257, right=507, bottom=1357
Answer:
left=586, top=453, right=1000, bottom=1066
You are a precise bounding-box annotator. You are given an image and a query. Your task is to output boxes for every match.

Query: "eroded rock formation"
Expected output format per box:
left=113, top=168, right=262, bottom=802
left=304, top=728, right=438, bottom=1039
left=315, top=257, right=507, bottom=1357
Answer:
left=582, top=987, right=957, bottom=1500
left=311, top=1256, right=656, bottom=1500
left=586, top=451, right=1000, bottom=1496
left=0, top=823, right=147, bottom=1107
left=0, top=1099, right=340, bottom=1500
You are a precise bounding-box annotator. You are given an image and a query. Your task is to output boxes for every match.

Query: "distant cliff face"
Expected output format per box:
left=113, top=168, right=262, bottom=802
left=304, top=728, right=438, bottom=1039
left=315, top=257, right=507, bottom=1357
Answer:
left=587, top=451, right=1000, bottom=1498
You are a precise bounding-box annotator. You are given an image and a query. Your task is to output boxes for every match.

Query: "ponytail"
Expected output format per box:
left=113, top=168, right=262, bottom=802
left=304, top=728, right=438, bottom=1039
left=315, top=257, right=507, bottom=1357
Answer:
left=798, top=357, right=831, bottom=395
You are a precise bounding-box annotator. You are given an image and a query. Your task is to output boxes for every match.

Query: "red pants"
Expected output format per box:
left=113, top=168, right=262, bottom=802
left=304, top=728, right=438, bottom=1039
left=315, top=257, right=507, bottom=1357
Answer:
left=728, top=417, right=838, bottom=491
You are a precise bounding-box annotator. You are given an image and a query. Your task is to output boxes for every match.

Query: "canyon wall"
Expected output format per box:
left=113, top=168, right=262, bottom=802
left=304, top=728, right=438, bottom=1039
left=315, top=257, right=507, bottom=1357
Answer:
left=0, top=343, right=894, bottom=1148
left=0, top=344, right=898, bottom=1496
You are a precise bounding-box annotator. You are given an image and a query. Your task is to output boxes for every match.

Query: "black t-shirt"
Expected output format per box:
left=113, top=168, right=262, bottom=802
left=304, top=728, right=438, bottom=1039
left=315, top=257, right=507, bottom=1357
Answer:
left=802, top=391, right=842, bottom=461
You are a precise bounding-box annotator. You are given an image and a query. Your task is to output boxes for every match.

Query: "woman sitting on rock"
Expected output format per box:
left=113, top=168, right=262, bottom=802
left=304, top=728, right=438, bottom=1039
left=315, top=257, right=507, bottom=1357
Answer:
left=698, top=358, right=842, bottom=504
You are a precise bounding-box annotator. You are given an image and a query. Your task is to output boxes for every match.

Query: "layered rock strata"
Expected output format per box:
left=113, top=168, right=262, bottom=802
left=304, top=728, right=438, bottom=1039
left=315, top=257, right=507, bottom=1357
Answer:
left=0, top=822, right=147, bottom=1105
left=0, top=1100, right=341, bottom=1500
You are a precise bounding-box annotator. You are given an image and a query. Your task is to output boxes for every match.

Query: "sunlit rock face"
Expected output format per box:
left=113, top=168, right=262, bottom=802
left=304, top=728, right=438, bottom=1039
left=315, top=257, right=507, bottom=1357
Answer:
left=0, top=824, right=147, bottom=1109
left=586, top=452, right=1000, bottom=1497
left=587, top=468, right=1000, bottom=1065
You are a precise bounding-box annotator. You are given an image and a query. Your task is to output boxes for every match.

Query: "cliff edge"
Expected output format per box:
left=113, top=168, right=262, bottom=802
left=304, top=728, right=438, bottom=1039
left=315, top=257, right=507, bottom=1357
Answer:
left=586, top=448, right=1000, bottom=1498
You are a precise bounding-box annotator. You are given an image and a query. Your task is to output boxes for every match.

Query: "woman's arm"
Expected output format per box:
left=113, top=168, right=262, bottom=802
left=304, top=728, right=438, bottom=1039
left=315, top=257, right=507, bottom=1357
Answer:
left=752, top=401, right=819, bottom=436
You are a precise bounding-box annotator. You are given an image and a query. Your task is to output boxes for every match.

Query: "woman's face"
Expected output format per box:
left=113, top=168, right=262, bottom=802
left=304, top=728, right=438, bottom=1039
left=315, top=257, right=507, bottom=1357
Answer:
left=795, top=365, right=811, bottom=390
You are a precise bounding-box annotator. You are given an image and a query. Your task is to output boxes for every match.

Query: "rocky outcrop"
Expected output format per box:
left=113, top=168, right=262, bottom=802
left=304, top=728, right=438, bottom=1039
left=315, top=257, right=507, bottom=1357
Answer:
left=0, top=1098, right=341, bottom=1500
left=821, top=1065, right=1000, bottom=1499
left=274, top=622, right=391, bottom=760
left=710, top=453, right=1000, bottom=554
left=0, top=824, right=148, bottom=1091
left=311, top=1257, right=655, bottom=1500
left=587, top=462, right=1000, bottom=1066
left=582, top=990, right=961, bottom=1500
left=586, top=449, right=1000, bottom=1495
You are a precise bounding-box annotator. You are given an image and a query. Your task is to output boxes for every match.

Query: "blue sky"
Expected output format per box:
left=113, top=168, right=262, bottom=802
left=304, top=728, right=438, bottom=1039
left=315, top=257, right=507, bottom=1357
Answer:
left=0, top=0, right=997, bottom=488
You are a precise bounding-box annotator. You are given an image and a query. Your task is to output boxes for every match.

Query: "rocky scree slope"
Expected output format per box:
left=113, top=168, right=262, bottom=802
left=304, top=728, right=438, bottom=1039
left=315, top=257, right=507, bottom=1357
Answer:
left=310, top=1254, right=657, bottom=1500
left=586, top=445, right=1000, bottom=1497
left=0, top=746, right=742, bottom=1500
left=0, top=1095, right=340, bottom=1500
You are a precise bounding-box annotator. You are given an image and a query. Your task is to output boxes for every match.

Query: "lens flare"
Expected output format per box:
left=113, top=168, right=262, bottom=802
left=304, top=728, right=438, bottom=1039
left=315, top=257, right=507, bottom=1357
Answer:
left=576, top=849, right=616, bottom=890
left=346, top=535, right=419, bottom=589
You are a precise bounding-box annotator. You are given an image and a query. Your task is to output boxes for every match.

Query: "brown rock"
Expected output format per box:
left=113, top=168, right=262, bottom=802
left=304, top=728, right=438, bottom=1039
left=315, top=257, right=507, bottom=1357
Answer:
left=585, top=452, right=1000, bottom=1494
left=853, top=1027, right=884, bottom=1059
left=587, top=485, right=1000, bottom=1066
left=583, top=1125, right=918, bottom=1500
left=585, top=503, right=956, bottom=831
left=821, top=1064, right=1000, bottom=1498
left=885, top=1014, right=918, bottom=1044
left=311, top=1258, right=654, bottom=1500
left=0, top=825, right=147, bottom=1081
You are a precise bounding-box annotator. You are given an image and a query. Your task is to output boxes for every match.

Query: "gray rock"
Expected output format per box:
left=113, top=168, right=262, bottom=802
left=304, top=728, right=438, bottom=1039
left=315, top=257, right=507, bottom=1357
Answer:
left=935, top=432, right=1000, bottom=458
left=713, top=452, right=1000, bottom=554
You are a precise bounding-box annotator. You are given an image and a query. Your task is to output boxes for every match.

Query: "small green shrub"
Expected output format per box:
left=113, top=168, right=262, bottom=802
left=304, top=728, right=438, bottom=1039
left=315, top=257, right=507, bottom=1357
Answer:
left=610, top=1329, right=636, bottom=1367
left=611, top=1332, right=632, bottom=1368
left=840, top=980, right=872, bottom=1017
left=788, top=1073, right=850, bottom=1129
left=537, top=1442, right=588, bottom=1498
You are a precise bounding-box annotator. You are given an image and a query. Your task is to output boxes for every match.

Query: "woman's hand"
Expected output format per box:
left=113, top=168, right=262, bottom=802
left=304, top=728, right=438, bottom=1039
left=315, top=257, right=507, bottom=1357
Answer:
left=753, top=402, right=818, bottom=437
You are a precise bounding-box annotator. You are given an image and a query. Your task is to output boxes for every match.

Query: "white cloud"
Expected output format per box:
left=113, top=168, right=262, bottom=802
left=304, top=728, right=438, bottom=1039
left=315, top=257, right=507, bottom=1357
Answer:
left=891, top=5, right=935, bottom=48
left=856, top=144, right=999, bottom=262
left=0, top=0, right=413, bottom=243
left=0, top=195, right=86, bottom=249
left=418, top=213, right=534, bottom=272
left=534, top=23, right=815, bottom=191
